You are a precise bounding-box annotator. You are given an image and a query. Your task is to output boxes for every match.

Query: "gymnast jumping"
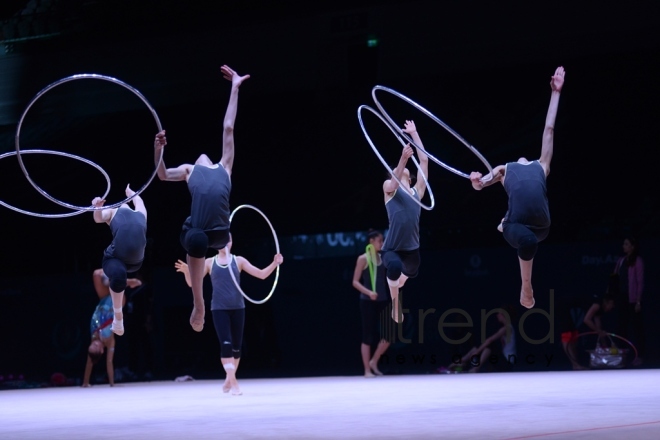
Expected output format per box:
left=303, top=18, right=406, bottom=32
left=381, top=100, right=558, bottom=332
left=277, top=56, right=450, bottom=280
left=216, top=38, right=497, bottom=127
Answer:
left=381, top=120, right=429, bottom=323
left=91, top=184, right=147, bottom=336
left=155, top=65, right=250, bottom=332
left=175, top=233, right=283, bottom=395
left=469, top=66, right=565, bottom=308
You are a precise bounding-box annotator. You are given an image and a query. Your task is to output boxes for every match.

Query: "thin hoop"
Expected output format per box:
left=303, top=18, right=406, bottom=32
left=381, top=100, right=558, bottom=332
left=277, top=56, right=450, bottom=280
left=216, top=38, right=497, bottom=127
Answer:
left=228, top=204, right=280, bottom=305
left=365, top=244, right=377, bottom=292
left=14, top=73, right=164, bottom=211
left=0, top=149, right=111, bottom=218
left=371, top=85, right=494, bottom=182
left=357, top=104, right=435, bottom=211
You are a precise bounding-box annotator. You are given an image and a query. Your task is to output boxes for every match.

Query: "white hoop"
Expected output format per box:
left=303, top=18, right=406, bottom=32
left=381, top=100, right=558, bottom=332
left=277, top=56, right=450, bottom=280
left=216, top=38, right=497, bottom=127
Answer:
left=228, top=204, right=280, bottom=305
left=371, top=85, right=494, bottom=181
left=0, top=149, right=111, bottom=218
left=357, top=104, right=435, bottom=211
left=14, top=73, right=164, bottom=211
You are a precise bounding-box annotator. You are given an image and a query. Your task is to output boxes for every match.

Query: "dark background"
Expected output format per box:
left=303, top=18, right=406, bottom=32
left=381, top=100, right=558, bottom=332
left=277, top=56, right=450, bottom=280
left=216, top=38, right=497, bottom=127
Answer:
left=0, top=0, right=658, bottom=385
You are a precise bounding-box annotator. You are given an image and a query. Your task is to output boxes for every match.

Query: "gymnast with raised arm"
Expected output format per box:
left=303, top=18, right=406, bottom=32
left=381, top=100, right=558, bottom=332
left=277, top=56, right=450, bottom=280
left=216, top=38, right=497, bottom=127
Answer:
left=469, top=66, right=565, bottom=309
left=91, top=184, right=147, bottom=336
left=175, top=234, right=283, bottom=395
left=155, top=65, right=250, bottom=332
left=381, top=120, right=429, bottom=323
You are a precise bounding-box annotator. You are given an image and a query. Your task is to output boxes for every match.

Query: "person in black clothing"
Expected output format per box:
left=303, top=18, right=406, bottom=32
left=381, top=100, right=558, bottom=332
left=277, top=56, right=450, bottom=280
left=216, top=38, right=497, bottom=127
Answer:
left=155, top=65, right=250, bottom=332
left=92, top=184, right=147, bottom=336
left=469, top=66, right=565, bottom=309
left=352, top=229, right=391, bottom=377
left=381, top=120, right=429, bottom=323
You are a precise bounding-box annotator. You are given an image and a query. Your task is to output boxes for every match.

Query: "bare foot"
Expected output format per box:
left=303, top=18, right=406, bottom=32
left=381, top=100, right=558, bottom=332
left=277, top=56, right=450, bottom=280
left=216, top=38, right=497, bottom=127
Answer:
left=190, top=307, right=205, bottom=332
left=230, top=378, right=242, bottom=395
left=222, top=379, right=231, bottom=393
left=520, top=290, right=535, bottom=309
left=364, top=371, right=376, bottom=378
left=369, top=360, right=384, bottom=376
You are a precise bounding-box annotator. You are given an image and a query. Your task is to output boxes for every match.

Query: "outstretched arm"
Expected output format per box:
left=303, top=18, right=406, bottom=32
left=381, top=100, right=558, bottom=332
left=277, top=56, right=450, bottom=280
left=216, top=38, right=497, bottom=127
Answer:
left=383, top=144, right=414, bottom=195
left=219, top=65, right=251, bottom=176
left=153, top=130, right=193, bottom=181
left=539, top=66, right=565, bottom=177
left=237, top=254, right=283, bottom=280
left=352, top=254, right=378, bottom=300
left=91, top=197, right=114, bottom=224
left=174, top=258, right=212, bottom=287
left=105, top=338, right=115, bottom=386
left=403, top=120, right=430, bottom=199
left=125, top=184, right=147, bottom=221
left=469, top=165, right=505, bottom=190
left=82, top=354, right=93, bottom=387
left=477, top=325, right=508, bottom=352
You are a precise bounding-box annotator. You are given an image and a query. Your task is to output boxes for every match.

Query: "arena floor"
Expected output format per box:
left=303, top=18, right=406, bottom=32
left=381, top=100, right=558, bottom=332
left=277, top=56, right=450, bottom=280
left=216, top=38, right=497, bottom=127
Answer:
left=2, top=369, right=659, bottom=439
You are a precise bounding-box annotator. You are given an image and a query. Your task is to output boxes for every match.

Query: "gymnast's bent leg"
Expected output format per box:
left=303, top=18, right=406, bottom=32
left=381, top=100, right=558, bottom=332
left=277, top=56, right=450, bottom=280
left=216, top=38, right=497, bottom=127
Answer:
left=382, top=250, right=404, bottom=323
left=502, top=223, right=544, bottom=309
left=102, top=257, right=128, bottom=336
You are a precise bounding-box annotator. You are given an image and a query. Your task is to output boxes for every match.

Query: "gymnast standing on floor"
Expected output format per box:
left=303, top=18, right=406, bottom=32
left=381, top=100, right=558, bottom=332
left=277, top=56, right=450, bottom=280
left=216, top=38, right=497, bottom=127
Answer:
left=352, top=229, right=391, bottom=377
left=469, top=66, right=565, bottom=309
left=175, top=233, right=283, bottom=395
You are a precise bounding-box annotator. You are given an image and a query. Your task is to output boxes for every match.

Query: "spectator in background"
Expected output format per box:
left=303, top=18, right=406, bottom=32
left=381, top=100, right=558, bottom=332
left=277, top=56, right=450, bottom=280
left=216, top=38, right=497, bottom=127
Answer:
left=613, top=236, right=645, bottom=366
left=352, top=229, right=391, bottom=377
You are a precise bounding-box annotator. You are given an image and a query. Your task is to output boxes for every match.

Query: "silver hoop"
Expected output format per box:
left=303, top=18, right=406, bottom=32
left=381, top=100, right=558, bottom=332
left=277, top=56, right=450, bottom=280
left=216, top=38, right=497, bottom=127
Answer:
left=228, top=204, right=281, bottom=305
left=0, top=149, right=111, bottom=218
left=357, top=104, right=435, bottom=211
left=14, top=73, right=164, bottom=211
left=371, top=85, right=494, bottom=181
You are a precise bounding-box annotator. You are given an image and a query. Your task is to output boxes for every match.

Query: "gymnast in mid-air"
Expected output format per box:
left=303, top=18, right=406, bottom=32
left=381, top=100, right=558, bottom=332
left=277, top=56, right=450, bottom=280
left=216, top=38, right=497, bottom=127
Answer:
left=469, top=66, right=565, bottom=308
left=91, top=184, right=147, bottom=335
left=154, top=65, right=250, bottom=332
left=381, top=120, right=429, bottom=323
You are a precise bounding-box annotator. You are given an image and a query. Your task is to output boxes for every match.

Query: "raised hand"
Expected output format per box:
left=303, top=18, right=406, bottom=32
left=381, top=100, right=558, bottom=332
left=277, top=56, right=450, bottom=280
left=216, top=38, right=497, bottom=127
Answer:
left=92, top=197, right=105, bottom=207
left=125, top=184, right=135, bottom=198
left=469, top=171, right=483, bottom=184
left=154, top=130, right=167, bottom=150
left=220, top=65, right=250, bottom=88
left=550, top=66, right=565, bottom=92
left=402, top=144, right=414, bottom=160
left=274, top=254, right=284, bottom=265
left=174, top=259, right=188, bottom=273
left=402, top=120, right=417, bottom=134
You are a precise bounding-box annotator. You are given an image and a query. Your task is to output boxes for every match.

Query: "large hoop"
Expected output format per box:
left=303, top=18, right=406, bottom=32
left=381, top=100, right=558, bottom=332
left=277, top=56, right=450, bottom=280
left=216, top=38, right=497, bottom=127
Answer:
left=371, top=85, right=494, bottom=181
left=14, top=73, right=164, bottom=211
left=0, top=149, right=111, bottom=218
left=358, top=104, right=435, bottom=211
left=228, top=204, right=280, bottom=305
